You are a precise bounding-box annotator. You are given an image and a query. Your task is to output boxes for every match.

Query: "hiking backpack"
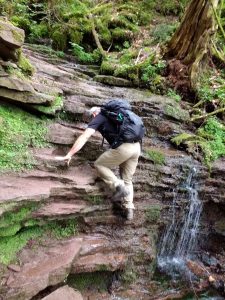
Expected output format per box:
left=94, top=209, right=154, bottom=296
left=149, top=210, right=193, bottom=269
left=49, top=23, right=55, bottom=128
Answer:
left=101, top=99, right=145, bottom=149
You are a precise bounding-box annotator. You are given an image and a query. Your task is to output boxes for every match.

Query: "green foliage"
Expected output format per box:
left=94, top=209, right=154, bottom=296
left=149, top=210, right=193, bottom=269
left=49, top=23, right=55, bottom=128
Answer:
left=140, top=59, right=166, bottom=92
left=165, top=103, right=190, bottom=121
left=0, top=224, right=22, bottom=237
left=111, top=28, right=134, bottom=42
left=145, top=205, right=161, bottom=223
left=70, top=43, right=101, bottom=64
left=10, top=15, right=31, bottom=33
left=0, top=204, right=37, bottom=228
left=17, top=51, right=35, bottom=76
left=155, top=0, right=189, bottom=16
left=29, top=23, right=49, bottom=42
left=47, top=219, right=78, bottom=239
left=67, top=272, right=111, bottom=292
left=166, top=88, right=181, bottom=102
left=171, top=117, right=225, bottom=166
left=100, top=59, right=117, bottom=75
left=198, top=117, right=225, bottom=164
left=171, top=133, right=195, bottom=146
left=0, top=226, right=43, bottom=265
left=31, top=95, right=63, bottom=115
left=121, top=262, right=137, bottom=285
left=0, top=203, right=78, bottom=264
left=26, top=44, right=65, bottom=59
left=197, top=69, right=225, bottom=103
left=151, top=23, right=178, bottom=44
left=146, top=149, right=165, bottom=165
left=195, top=70, right=225, bottom=117
left=0, top=104, right=49, bottom=170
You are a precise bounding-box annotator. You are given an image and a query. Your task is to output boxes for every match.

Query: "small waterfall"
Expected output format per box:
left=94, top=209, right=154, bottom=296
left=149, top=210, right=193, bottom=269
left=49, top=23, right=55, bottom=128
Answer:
left=158, top=167, right=203, bottom=276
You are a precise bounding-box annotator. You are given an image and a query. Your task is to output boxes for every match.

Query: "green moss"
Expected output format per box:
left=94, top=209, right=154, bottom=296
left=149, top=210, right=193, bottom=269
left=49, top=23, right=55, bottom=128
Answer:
left=67, top=271, right=111, bottom=292
left=51, top=28, right=67, bottom=51
left=70, top=43, right=101, bottom=64
left=97, top=23, right=112, bottom=44
left=171, top=133, right=197, bottom=146
left=121, top=263, right=137, bottom=285
left=0, top=204, right=38, bottom=228
left=166, top=88, right=181, bottom=102
left=29, top=22, right=49, bottom=43
left=18, top=51, right=35, bottom=76
left=100, top=60, right=117, bottom=75
left=145, top=205, right=161, bottom=223
left=0, top=203, right=79, bottom=265
left=69, top=29, right=83, bottom=45
left=0, top=226, right=43, bottom=265
left=111, top=28, right=133, bottom=41
left=11, top=15, right=31, bottom=33
left=151, top=23, right=177, bottom=44
left=0, top=104, right=49, bottom=170
left=12, top=28, right=24, bottom=44
left=46, top=219, right=78, bottom=239
left=171, top=117, right=225, bottom=166
left=31, top=95, right=63, bottom=115
left=114, top=63, right=130, bottom=78
left=164, top=104, right=189, bottom=121
left=146, top=149, right=165, bottom=165
left=83, top=195, right=104, bottom=205
left=0, top=224, right=21, bottom=237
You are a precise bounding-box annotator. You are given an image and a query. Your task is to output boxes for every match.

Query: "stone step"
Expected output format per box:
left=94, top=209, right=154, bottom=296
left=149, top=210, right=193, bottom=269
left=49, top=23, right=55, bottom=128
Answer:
left=41, top=285, right=83, bottom=300
left=4, top=238, right=83, bottom=299
left=71, top=252, right=126, bottom=273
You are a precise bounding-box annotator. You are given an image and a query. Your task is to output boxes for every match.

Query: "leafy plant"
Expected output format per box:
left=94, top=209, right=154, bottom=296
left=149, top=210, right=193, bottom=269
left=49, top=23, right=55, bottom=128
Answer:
left=47, top=219, right=78, bottom=239
left=171, top=117, right=225, bottom=166
left=155, top=0, right=189, bottom=16
left=151, top=23, right=178, bottom=44
left=70, top=43, right=101, bottom=64
left=167, top=88, right=181, bottom=102
left=146, top=149, right=166, bottom=165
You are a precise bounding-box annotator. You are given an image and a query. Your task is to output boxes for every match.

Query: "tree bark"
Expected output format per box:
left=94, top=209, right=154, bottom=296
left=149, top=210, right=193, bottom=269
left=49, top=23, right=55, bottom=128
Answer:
left=166, top=0, right=219, bottom=88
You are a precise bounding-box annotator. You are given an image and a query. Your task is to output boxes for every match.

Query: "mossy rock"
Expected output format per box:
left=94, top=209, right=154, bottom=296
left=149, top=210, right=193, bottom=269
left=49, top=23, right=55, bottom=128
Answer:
left=67, top=271, right=112, bottom=292
left=94, top=75, right=132, bottom=87
left=17, top=50, right=35, bottom=76
left=30, top=95, right=63, bottom=116
left=164, top=103, right=190, bottom=121
left=111, top=28, right=134, bottom=41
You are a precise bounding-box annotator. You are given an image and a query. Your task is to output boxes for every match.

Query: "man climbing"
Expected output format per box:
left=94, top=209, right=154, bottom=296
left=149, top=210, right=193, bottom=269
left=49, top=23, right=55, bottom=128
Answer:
left=55, top=99, right=145, bottom=220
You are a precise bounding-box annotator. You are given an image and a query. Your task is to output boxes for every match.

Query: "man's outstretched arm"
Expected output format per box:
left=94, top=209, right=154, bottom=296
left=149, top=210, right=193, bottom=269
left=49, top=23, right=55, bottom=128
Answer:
left=55, top=128, right=95, bottom=164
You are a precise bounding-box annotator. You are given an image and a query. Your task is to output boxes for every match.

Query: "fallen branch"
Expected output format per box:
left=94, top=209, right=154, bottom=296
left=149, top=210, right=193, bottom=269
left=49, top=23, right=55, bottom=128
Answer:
left=88, top=14, right=106, bottom=58
left=135, top=49, right=142, bottom=65
left=191, top=107, right=225, bottom=122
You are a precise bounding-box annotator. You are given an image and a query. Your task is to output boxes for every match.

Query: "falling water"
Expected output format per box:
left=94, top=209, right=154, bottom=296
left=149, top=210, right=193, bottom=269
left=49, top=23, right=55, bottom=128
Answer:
left=158, top=167, right=203, bottom=276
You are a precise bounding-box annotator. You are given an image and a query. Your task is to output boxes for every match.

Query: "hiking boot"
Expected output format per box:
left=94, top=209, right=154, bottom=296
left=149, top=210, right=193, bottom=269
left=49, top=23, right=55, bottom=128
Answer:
left=126, top=208, right=134, bottom=220
left=112, top=185, right=128, bottom=202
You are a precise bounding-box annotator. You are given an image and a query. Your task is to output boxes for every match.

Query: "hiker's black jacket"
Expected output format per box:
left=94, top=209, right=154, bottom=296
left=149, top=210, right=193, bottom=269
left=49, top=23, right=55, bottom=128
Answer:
left=88, top=113, right=118, bottom=146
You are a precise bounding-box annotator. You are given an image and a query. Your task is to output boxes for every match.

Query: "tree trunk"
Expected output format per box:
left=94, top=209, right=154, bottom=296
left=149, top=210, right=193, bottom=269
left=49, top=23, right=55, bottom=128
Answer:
left=166, top=0, right=219, bottom=89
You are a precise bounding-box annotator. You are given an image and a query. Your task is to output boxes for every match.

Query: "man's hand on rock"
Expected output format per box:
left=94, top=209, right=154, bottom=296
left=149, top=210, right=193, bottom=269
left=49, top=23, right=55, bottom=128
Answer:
left=54, top=154, right=72, bottom=166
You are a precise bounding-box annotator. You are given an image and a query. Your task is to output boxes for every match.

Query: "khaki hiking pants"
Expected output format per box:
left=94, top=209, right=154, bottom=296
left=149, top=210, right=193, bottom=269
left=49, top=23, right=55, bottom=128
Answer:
left=94, top=142, right=141, bottom=209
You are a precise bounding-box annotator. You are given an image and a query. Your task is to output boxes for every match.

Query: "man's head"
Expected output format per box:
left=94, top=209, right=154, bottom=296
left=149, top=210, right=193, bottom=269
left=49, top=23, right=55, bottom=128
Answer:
left=83, top=106, right=101, bottom=123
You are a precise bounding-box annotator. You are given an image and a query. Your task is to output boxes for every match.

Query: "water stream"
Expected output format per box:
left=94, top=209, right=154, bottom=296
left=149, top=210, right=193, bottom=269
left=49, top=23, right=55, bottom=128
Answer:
left=158, top=167, right=203, bottom=277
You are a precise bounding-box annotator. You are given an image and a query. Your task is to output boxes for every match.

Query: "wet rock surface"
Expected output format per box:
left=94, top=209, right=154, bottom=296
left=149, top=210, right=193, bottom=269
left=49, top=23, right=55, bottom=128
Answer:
left=0, top=41, right=224, bottom=300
